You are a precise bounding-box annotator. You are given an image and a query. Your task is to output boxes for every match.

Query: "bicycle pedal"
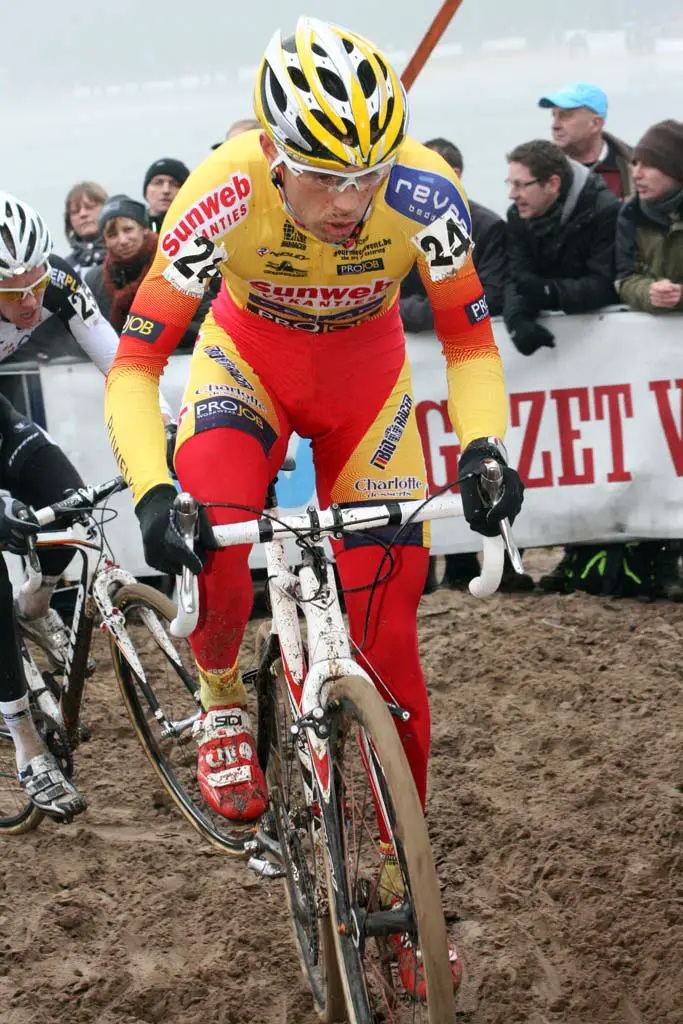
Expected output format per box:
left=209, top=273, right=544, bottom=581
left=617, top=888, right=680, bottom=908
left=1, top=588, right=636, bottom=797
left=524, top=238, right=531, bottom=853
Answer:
left=247, top=855, right=285, bottom=879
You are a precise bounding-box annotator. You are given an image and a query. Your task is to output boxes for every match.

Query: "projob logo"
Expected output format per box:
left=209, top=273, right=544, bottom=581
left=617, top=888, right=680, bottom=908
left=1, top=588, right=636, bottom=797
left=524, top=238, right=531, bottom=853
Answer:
left=386, top=164, right=472, bottom=231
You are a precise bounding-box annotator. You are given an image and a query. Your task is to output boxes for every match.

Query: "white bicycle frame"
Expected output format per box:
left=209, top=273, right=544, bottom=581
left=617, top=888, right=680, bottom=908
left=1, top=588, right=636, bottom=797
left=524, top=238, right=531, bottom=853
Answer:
left=18, top=480, right=184, bottom=725
left=171, top=492, right=509, bottom=804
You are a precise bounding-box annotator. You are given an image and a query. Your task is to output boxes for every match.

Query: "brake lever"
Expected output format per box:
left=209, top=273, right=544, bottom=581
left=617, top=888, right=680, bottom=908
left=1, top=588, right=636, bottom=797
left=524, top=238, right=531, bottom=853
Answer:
left=174, top=492, right=198, bottom=617
left=478, top=459, right=525, bottom=575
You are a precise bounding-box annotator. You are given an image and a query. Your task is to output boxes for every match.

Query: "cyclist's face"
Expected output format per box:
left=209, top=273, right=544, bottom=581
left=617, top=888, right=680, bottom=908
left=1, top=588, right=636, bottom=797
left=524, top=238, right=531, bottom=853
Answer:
left=260, top=134, right=383, bottom=245
left=0, top=264, right=49, bottom=329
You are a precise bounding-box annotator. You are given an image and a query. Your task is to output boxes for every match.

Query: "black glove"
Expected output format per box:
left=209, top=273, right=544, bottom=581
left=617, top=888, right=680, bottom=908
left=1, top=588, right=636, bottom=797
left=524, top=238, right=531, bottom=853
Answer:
left=0, top=491, right=39, bottom=555
left=510, top=319, right=555, bottom=357
left=135, top=484, right=213, bottom=577
left=515, top=273, right=559, bottom=310
left=458, top=441, right=524, bottom=537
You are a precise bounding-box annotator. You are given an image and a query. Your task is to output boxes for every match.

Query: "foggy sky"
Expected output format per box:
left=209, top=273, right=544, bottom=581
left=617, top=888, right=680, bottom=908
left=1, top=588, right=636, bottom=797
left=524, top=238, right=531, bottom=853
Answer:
left=3, top=1, right=683, bottom=246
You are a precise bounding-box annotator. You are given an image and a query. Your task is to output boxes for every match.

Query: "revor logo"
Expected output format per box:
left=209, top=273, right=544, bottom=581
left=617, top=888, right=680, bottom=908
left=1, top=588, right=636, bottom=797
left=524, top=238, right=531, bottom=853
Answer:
left=386, top=164, right=471, bottom=232
left=161, top=173, right=252, bottom=257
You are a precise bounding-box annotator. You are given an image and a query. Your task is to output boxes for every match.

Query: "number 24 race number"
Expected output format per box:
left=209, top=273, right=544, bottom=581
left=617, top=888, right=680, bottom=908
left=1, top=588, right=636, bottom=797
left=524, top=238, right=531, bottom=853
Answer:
left=412, top=213, right=472, bottom=281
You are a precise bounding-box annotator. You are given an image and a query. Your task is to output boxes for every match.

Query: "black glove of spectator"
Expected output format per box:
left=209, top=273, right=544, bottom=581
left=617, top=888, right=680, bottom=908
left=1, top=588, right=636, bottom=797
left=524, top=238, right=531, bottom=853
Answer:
left=399, top=295, right=434, bottom=334
left=515, top=273, right=559, bottom=311
left=0, top=492, right=40, bottom=555
left=510, top=320, right=555, bottom=357
left=458, top=440, right=524, bottom=537
left=135, top=484, right=213, bottom=577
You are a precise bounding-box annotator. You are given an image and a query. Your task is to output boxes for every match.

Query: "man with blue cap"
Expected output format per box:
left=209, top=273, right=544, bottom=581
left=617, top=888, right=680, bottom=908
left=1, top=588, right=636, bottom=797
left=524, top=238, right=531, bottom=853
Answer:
left=539, top=83, right=633, bottom=200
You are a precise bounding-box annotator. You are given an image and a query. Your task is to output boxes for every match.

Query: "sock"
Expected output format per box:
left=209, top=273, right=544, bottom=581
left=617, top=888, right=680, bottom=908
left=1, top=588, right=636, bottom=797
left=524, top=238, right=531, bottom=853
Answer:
left=0, top=695, right=44, bottom=770
left=378, top=841, right=404, bottom=907
left=198, top=663, right=248, bottom=712
left=15, top=574, right=61, bottom=621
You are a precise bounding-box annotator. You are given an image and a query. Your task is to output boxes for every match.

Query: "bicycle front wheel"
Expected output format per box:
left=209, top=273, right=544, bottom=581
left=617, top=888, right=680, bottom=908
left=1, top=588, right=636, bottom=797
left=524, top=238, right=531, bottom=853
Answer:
left=110, top=582, right=247, bottom=854
left=0, top=729, right=43, bottom=834
left=256, top=623, right=344, bottom=1022
left=323, top=674, right=456, bottom=1024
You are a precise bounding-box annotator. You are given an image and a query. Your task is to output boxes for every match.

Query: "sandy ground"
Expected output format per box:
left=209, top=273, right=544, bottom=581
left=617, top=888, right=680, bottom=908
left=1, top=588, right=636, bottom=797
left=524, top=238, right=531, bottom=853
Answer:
left=1, top=550, right=681, bottom=1024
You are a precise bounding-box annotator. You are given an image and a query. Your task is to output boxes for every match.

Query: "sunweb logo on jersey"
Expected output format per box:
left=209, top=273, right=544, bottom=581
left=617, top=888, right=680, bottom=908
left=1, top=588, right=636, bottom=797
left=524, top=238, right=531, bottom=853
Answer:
left=161, top=173, right=252, bottom=258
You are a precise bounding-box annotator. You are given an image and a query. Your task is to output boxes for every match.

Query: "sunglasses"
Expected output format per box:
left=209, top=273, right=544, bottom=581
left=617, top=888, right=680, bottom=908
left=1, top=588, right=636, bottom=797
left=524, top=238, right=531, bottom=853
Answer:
left=0, top=267, right=51, bottom=304
left=274, top=149, right=395, bottom=193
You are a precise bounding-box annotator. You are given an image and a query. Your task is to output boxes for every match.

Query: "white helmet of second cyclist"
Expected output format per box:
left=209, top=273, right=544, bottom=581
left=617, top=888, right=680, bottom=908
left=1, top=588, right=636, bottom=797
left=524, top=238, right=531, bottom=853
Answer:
left=0, top=192, right=53, bottom=279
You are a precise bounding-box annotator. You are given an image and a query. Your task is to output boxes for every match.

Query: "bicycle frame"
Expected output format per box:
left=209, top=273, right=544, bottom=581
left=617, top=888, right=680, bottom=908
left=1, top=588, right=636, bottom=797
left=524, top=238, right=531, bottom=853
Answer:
left=18, top=476, right=191, bottom=744
left=172, top=491, right=512, bottom=807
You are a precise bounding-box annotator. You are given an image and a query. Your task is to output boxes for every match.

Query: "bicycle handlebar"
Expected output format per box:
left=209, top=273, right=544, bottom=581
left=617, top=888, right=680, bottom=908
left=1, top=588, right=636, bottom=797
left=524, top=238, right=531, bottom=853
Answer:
left=169, top=488, right=523, bottom=637
left=21, top=476, right=129, bottom=596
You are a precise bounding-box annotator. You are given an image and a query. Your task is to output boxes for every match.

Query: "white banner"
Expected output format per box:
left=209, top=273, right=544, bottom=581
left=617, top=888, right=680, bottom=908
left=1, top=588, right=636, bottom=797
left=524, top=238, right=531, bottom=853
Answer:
left=37, top=309, right=683, bottom=572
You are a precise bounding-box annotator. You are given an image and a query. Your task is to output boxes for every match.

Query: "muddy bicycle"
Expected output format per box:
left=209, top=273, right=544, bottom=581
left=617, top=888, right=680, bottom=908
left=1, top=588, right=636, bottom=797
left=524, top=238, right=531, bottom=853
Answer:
left=158, top=462, right=519, bottom=1023
left=0, top=475, right=215, bottom=837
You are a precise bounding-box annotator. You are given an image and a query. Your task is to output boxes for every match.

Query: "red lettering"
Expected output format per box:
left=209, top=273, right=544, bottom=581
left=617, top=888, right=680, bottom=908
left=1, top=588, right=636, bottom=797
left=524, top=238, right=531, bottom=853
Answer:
left=174, top=221, right=192, bottom=245
left=185, top=207, right=204, bottom=230
left=234, top=174, right=250, bottom=200
left=509, top=391, right=552, bottom=488
left=594, top=384, right=633, bottom=483
left=551, top=387, right=594, bottom=485
left=415, top=400, right=459, bottom=494
left=319, top=287, right=349, bottom=301
left=650, top=379, right=683, bottom=475
left=199, top=193, right=221, bottom=219
left=219, top=185, right=236, bottom=208
left=348, top=287, right=371, bottom=299
left=162, top=234, right=179, bottom=257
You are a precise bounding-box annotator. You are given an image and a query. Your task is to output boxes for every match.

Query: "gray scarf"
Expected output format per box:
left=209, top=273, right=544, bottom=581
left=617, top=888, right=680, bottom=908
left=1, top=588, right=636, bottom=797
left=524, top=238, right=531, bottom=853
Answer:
left=640, top=186, right=683, bottom=228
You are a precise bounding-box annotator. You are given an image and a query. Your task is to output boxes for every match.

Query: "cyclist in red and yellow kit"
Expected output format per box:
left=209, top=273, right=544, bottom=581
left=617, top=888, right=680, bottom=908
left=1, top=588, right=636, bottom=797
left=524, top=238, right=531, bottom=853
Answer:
left=106, top=15, right=523, bottom=930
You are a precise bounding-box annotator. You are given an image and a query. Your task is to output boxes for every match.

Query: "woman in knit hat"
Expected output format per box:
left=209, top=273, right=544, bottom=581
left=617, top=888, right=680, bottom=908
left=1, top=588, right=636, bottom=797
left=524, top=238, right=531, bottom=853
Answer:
left=85, top=195, right=157, bottom=332
left=615, top=119, right=683, bottom=313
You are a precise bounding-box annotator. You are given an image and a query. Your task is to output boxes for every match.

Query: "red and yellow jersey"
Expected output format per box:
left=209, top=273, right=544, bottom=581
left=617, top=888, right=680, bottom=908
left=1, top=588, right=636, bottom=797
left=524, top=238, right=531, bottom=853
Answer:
left=105, top=129, right=507, bottom=502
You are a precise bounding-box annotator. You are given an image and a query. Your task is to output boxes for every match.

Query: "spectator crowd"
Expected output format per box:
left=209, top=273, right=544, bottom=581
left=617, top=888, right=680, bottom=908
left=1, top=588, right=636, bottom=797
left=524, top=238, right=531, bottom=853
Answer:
left=29, top=94, right=683, bottom=602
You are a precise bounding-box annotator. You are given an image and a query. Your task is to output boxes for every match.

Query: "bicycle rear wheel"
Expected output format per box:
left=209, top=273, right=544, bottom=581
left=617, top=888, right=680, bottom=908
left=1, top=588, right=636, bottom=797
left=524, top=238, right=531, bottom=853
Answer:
left=322, top=674, right=457, bottom=1024
left=256, top=624, right=344, bottom=1021
left=0, top=729, right=42, bottom=833
left=110, top=582, right=248, bottom=853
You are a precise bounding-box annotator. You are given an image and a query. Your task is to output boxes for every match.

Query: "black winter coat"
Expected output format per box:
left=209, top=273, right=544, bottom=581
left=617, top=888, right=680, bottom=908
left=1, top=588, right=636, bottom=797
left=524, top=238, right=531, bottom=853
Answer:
left=503, top=164, right=619, bottom=331
left=399, top=199, right=506, bottom=332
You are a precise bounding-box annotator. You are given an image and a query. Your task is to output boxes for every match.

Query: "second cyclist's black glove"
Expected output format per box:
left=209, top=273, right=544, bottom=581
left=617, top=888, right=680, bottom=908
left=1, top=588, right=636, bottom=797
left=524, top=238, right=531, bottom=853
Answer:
left=0, top=491, right=40, bottom=555
left=458, top=440, right=524, bottom=537
left=135, top=484, right=213, bottom=577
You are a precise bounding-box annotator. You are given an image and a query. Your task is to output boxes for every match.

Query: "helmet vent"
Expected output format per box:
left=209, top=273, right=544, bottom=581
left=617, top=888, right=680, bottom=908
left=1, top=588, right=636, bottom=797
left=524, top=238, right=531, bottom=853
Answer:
left=266, top=69, right=288, bottom=113
left=0, top=225, right=15, bottom=262
left=357, top=60, right=377, bottom=99
left=288, top=66, right=309, bottom=91
left=317, top=68, right=347, bottom=102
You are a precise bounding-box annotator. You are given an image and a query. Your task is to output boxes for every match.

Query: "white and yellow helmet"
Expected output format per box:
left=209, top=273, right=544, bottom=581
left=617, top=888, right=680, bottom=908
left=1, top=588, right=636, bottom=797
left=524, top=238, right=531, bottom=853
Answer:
left=254, top=17, right=408, bottom=170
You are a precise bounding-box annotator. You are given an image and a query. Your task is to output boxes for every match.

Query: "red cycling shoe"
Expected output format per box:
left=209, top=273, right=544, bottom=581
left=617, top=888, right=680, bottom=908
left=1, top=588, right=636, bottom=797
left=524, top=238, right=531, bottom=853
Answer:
left=194, top=705, right=268, bottom=821
left=388, top=931, right=463, bottom=1001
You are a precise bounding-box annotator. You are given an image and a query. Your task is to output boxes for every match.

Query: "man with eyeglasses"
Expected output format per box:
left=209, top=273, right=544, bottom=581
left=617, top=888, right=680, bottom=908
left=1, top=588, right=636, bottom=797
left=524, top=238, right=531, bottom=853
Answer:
left=106, top=22, right=523, bottom=992
left=0, top=192, right=126, bottom=820
left=503, top=138, right=620, bottom=357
